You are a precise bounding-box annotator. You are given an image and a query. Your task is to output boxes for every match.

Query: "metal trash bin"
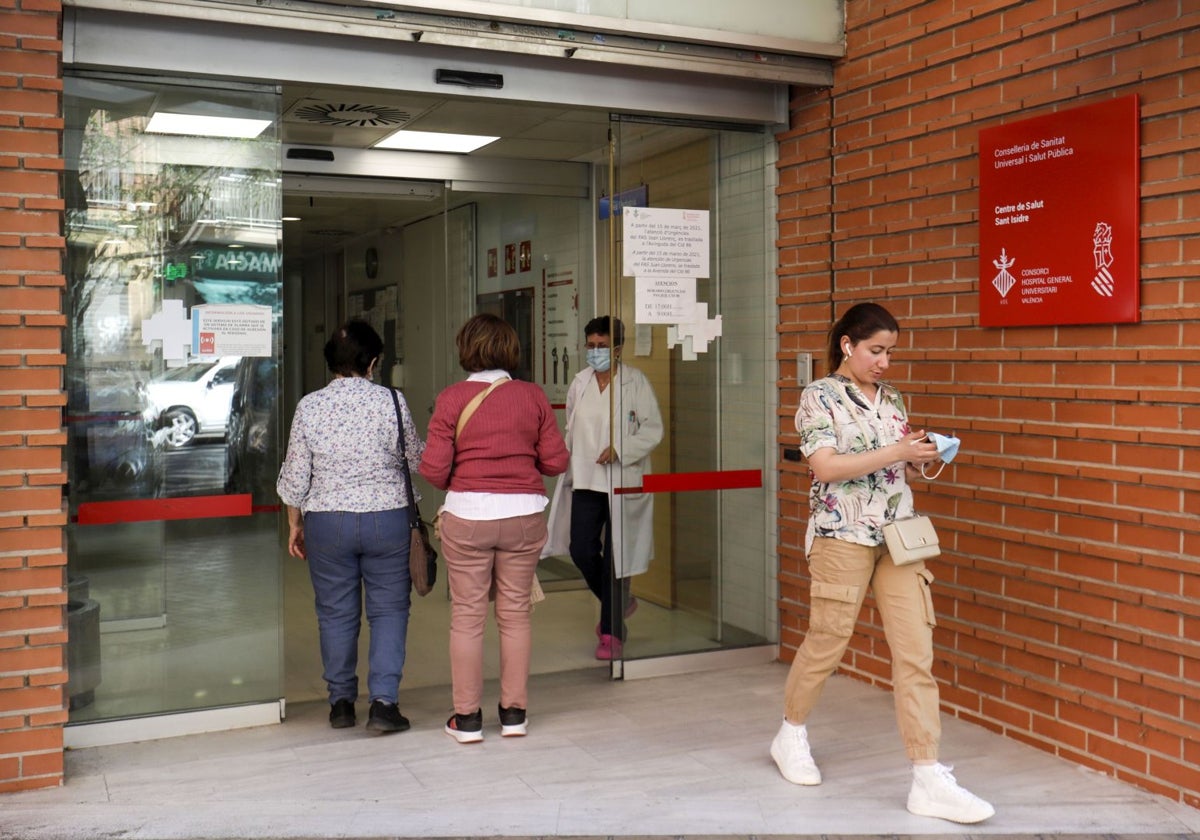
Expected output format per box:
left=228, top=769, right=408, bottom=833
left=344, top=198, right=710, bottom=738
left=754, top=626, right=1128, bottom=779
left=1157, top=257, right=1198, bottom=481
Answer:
left=66, top=576, right=102, bottom=711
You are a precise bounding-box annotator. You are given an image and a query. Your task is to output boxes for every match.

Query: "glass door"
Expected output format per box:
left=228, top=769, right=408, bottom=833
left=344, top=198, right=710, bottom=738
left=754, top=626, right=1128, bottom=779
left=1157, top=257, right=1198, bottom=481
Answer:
left=602, top=116, right=774, bottom=668
left=63, top=74, right=284, bottom=724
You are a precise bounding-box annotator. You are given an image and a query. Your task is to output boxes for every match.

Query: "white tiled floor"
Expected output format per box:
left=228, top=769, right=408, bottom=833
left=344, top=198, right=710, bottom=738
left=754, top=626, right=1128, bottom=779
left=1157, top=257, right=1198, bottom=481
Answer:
left=7, top=660, right=1200, bottom=839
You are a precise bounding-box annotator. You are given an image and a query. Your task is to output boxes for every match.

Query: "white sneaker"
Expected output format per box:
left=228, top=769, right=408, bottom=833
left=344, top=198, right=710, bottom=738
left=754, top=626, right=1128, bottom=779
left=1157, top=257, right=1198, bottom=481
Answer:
left=769, top=719, right=822, bottom=785
left=907, top=763, right=995, bottom=823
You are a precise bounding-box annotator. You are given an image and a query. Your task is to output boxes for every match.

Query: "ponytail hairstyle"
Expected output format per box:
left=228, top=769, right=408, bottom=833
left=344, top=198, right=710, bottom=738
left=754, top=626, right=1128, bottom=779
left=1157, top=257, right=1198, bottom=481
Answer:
left=826, top=302, right=900, bottom=374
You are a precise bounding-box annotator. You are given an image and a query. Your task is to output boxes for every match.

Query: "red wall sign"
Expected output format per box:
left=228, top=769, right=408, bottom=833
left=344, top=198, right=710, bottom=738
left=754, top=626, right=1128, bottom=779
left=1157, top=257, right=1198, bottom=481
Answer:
left=978, top=95, right=1140, bottom=327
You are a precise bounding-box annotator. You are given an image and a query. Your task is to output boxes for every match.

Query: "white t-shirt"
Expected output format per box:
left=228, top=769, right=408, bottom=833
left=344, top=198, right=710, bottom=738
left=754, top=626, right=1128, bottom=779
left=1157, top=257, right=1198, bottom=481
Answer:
left=570, top=374, right=612, bottom=493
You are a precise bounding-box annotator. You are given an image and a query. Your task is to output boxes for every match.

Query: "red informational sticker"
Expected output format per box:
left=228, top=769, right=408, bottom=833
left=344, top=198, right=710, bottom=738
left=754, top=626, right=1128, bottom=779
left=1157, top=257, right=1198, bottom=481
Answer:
left=978, top=95, right=1140, bottom=327
left=199, top=332, right=216, bottom=355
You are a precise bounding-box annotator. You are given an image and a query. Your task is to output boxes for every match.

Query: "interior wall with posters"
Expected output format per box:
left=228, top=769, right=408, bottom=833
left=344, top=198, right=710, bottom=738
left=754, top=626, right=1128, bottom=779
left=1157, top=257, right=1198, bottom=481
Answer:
left=474, top=194, right=594, bottom=405
left=978, top=95, right=1140, bottom=327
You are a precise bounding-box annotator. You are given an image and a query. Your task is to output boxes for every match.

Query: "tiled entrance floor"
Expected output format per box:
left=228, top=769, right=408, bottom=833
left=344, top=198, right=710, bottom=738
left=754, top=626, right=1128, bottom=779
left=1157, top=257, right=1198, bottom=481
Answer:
left=5, top=663, right=1200, bottom=839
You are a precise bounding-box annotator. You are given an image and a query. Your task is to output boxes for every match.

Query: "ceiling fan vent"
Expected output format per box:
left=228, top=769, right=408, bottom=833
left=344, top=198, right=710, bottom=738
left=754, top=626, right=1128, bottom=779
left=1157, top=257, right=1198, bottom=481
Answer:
left=292, top=102, right=412, bottom=128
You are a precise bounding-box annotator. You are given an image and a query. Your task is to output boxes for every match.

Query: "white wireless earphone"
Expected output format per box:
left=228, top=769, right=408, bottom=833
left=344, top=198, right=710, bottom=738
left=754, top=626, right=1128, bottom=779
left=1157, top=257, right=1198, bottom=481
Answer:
left=843, top=343, right=853, bottom=357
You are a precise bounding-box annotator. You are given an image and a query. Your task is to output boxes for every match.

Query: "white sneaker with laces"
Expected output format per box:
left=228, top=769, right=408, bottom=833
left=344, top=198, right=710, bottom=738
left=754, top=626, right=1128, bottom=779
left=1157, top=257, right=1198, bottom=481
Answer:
left=770, top=719, right=822, bottom=785
left=907, top=762, right=995, bottom=823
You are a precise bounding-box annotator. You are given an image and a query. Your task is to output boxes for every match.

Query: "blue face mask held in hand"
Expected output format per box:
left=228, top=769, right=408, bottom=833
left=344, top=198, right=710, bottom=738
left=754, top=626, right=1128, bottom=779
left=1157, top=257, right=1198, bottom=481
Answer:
left=921, top=432, right=960, bottom=479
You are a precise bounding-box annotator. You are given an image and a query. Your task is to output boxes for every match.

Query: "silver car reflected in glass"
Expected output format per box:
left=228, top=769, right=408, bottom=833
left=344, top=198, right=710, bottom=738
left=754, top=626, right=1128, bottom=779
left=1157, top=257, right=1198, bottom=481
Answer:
left=141, top=356, right=241, bottom=448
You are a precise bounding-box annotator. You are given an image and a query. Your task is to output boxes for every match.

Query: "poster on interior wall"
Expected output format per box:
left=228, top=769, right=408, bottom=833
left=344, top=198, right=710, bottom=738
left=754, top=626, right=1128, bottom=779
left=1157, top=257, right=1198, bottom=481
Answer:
left=519, top=241, right=532, bottom=272
left=978, top=95, right=1140, bottom=327
left=487, top=248, right=498, bottom=278
left=542, top=265, right=578, bottom=407
left=504, top=243, right=516, bottom=275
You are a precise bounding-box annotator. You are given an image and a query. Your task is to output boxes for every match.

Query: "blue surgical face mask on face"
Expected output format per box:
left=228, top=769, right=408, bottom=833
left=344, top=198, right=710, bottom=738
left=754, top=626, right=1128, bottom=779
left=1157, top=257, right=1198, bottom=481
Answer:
left=586, top=347, right=611, bottom=372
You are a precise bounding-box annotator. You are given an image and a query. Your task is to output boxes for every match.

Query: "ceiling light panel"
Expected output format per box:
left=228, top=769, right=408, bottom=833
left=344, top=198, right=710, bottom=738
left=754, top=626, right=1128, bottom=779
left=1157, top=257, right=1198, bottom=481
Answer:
left=374, top=130, right=499, bottom=154
left=145, top=112, right=272, bottom=138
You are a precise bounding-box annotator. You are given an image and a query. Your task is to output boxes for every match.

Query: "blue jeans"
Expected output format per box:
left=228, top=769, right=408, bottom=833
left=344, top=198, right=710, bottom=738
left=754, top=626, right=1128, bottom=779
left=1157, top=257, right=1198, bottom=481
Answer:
left=303, top=509, right=411, bottom=705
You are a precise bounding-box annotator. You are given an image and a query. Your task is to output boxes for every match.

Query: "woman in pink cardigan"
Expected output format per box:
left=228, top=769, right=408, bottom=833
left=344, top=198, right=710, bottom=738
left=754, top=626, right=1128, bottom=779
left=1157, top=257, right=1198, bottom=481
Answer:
left=419, top=314, right=569, bottom=743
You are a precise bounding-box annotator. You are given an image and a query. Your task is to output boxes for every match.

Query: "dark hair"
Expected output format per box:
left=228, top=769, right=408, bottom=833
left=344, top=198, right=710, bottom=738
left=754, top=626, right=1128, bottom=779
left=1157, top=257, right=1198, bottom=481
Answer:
left=456, top=313, right=521, bottom=372
left=324, top=319, right=383, bottom=377
left=826, top=302, right=900, bottom=373
left=584, top=315, right=624, bottom=347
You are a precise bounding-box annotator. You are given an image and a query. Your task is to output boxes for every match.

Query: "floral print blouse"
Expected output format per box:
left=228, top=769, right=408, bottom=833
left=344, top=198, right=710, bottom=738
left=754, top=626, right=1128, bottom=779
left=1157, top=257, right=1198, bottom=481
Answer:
left=797, top=374, right=917, bottom=553
left=276, top=376, right=425, bottom=514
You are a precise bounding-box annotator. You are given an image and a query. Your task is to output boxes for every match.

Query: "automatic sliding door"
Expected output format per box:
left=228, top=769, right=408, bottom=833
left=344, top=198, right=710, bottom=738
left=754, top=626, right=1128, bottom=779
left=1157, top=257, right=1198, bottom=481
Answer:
left=604, top=117, right=774, bottom=666
left=64, top=74, right=284, bottom=724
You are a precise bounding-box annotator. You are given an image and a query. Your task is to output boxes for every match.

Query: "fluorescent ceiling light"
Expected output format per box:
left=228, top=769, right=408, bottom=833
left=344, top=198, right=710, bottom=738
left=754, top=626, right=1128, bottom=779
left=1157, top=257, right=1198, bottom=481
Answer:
left=146, top=112, right=272, bottom=139
left=374, top=130, right=498, bottom=153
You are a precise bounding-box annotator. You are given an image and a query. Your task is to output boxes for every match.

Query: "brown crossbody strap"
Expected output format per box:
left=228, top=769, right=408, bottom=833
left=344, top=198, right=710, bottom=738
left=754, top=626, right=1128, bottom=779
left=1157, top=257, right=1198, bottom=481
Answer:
left=455, top=377, right=510, bottom=439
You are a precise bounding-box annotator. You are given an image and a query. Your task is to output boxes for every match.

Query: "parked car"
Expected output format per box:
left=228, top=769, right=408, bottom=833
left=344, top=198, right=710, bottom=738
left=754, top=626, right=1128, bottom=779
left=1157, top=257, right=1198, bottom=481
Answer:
left=224, top=356, right=279, bottom=503
left=141, top=356, right=241, bottom=448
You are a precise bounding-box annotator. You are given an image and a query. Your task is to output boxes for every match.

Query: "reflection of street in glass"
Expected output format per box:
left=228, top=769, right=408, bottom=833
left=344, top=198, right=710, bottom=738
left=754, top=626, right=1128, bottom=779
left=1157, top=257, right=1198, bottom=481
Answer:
left=141, top=356, right=240, bottom=448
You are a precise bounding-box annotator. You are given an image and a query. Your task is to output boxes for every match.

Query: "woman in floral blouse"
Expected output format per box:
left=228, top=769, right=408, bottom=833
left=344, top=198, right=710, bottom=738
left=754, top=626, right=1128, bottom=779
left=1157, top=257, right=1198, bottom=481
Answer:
left=769, top=302, right=995, bottom=825
left=277, top=320, right=424, bottom=736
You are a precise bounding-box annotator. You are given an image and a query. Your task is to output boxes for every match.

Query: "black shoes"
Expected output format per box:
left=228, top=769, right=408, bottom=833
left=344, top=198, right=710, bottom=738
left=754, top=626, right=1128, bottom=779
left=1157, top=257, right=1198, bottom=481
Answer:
left=365, top=699, right=411, bottom=735
left=445, top=708, right=484, bottom=743
left=329, top=699, right=355, bottom=729
left=498, top=704, right=527, bottom=737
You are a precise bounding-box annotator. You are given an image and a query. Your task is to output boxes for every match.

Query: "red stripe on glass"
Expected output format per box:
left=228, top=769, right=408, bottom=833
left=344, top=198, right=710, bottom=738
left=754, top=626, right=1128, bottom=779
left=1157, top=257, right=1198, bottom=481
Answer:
left=613, top=469, right=762, bottom=494
left=76, top=494, right=253, bottom=525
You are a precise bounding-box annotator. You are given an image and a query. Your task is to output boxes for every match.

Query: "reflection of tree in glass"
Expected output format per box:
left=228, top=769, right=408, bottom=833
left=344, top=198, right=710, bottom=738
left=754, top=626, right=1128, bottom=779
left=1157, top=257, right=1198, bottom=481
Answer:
left=65, top=95, right=282, bottom=503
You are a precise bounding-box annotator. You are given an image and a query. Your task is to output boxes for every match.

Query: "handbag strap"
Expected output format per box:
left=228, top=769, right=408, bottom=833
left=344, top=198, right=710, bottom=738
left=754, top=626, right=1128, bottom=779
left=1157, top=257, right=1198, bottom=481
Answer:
left=387, top=386, right=420, bottom=528
left=455, top=377, right=510, bottom=439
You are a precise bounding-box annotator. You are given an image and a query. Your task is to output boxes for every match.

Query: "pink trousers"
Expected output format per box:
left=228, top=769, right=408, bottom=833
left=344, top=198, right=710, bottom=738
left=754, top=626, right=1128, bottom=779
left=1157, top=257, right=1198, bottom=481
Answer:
left=439, top=511, right=547, bottom=714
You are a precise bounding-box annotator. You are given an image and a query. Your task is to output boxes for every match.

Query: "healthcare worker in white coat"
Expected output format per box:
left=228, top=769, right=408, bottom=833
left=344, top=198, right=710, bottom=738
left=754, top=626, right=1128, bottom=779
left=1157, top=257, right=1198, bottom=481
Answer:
left=543, top=316, right=663, bottom=660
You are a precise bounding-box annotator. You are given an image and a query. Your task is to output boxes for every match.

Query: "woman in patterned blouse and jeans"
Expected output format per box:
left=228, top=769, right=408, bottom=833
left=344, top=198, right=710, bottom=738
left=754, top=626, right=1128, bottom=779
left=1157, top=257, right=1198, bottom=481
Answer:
left=771, top=302, right=995, bottom=824
left=277, top=320, right=425, bottom=735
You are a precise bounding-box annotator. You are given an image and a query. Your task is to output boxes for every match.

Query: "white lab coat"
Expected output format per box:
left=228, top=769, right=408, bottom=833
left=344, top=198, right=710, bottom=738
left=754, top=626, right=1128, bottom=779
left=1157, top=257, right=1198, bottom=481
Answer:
left=542, top=363, right=663, bottom=578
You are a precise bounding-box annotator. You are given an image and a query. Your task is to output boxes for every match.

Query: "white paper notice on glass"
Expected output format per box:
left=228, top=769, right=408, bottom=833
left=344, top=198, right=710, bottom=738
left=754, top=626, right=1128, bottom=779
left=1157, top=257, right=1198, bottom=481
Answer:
left=635, top=276, right=696, bottom=324
left=635, top=323, right=652, bottom=356
left=192, top=304, right=273, bottom=358
left=622, top=207, right=710, bottom=279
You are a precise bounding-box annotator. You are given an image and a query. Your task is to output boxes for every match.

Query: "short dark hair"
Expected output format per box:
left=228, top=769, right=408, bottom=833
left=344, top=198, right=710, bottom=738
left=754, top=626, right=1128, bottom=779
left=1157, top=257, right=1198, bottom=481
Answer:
left=584, top=315, right=624, bottom=347
left=456, top=313, right=521, bottom=372
left=827, top=302, right=900, bottom=373
left=324, top=320, right=383, bottom=377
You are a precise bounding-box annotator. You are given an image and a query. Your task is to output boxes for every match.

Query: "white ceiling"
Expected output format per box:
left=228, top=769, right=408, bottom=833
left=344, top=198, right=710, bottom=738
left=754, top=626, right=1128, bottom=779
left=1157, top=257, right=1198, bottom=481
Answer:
left=280, top=83, right=691, bottom=260
left=281, top=83, right=615, bottom=259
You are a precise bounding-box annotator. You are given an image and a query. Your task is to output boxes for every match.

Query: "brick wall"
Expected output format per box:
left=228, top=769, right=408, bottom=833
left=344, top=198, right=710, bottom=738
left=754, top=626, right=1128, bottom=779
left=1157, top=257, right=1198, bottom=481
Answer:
left=777, top=0, right=1200, bottom=806
left=0, top=0, right=67, bottom=792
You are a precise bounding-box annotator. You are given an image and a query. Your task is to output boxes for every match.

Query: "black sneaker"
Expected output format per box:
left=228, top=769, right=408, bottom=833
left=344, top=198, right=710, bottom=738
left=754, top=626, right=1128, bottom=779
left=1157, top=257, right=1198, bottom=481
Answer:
left=444, top=708, right=484, bottom=743
left=329, top=699, right=355, bottom=729
left=365, top=700, right=410, bottom=735
left=498, top=704, right=527, bottom=737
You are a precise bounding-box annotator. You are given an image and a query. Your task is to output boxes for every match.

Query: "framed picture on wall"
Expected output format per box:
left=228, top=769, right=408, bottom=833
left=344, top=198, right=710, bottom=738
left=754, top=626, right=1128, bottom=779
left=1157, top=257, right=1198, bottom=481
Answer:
left=519, top=240, right=532, bottom=272
left=487, top=247, right=498, bottom=278
left=504, top=243, right=516, bottom=275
